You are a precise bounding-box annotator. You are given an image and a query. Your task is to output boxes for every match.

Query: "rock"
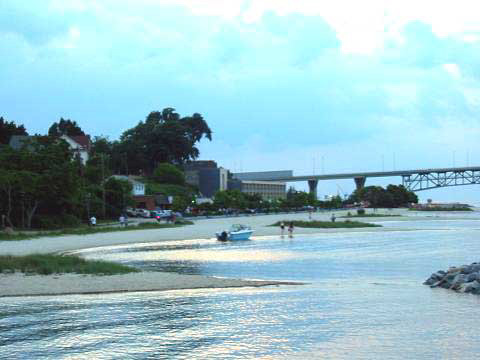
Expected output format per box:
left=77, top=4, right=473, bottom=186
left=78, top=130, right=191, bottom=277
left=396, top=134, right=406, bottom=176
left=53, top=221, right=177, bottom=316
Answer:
left=460, top=280, right=480, bottom=293
left=465, top=272, right=480, bottom=283
left=424, top=272, right=443, bottom=285
left=450, top=274, right=467, bottom=290
left=423, top=277, right=436, bottom=285
left=425, top=263, right=480, bottom=295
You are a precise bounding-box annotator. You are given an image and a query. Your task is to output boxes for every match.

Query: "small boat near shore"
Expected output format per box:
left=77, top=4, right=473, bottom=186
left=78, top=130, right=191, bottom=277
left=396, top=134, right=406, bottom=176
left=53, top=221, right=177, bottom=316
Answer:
left=216, top=224, right=254, bottom=241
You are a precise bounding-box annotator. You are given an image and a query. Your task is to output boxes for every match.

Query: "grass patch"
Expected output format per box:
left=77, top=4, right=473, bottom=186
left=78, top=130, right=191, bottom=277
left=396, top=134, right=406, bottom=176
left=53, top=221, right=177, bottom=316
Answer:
left=409, top=207, right=473, bottom=211
left=271, top=220, right=381, bottom=228
left=341, top=213, right=401, bottom=218
left=0, top=220, right=194, bottom=242
left=0, top=254, right=139, bottom=275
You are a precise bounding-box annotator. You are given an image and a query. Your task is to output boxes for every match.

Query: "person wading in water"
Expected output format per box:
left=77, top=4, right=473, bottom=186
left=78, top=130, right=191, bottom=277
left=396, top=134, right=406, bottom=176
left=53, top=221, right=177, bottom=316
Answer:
left=288, top=222, right=294, bottom=237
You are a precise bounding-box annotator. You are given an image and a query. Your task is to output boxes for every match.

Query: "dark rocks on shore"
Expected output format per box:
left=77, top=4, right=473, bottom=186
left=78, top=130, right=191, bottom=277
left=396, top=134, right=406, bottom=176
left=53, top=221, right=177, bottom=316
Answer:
left=424, top=262, right=480, bottom=295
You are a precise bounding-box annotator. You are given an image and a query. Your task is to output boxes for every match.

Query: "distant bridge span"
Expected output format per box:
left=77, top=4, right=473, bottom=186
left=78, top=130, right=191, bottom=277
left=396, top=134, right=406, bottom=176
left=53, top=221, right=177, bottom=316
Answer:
left=255, top=166, right=480, bottom=197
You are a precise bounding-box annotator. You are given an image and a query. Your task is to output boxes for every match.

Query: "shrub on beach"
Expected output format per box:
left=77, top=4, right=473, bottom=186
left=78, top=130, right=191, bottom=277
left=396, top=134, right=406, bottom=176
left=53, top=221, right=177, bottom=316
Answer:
left=0, top=254, right=139, bottom=275
left=270, top=220, right=380, bottom=228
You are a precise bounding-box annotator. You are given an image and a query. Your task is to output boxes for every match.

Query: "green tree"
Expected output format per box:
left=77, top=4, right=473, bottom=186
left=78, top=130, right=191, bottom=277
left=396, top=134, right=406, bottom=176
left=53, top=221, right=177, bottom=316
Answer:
left=214, top=190, right=247, bottom=210
left=0, top=137, right=82, bottom=228
left=286, top=187, right=315, bottom=208
left=104, top=178, right=133, bottom=217
left=172, top=196, right=189, bottom=212
left=152, top=163, right=185, bottom=185
left=386, top=184, right=418, bottom=206
left=0, top=117, right=28, bottom=145
left=48, top=118, right=85, bottom=137
left=119, top=108, right=212, bottom=174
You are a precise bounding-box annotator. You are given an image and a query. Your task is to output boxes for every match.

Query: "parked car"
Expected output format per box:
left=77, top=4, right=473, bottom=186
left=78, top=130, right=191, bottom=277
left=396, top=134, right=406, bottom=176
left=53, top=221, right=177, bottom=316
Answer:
left=153, top=210, right=174, bottom=222
left=135, top=209, right=150, bottom=218
left=125, top=207, right=136, bottom=217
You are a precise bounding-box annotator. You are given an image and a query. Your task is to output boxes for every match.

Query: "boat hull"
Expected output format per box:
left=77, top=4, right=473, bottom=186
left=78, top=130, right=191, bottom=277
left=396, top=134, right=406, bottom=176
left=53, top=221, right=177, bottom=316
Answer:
left=228, top=230, right=253, bottom=241
left=216, top=230, right=253, bottom=241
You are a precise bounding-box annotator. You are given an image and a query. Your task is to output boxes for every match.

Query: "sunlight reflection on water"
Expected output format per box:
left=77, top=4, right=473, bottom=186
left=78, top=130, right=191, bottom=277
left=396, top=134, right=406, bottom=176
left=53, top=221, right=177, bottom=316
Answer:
left=3, top=217, right=480, bottom=358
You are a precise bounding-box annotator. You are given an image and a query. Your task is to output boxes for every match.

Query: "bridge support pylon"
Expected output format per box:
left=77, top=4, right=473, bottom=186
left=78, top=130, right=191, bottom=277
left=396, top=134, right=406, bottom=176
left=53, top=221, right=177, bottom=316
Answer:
left=308, top=179, right=318, bottom=199
left=354, top=176, right=366, bottom=191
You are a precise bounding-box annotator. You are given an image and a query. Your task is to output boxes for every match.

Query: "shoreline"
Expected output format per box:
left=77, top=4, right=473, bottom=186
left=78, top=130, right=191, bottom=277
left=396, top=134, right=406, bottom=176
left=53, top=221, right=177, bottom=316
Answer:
left=0, top=210, right=423, bottom=256
left=0, top=272, right=305, bottom=298
left=0, top=210, right=470, bottom=297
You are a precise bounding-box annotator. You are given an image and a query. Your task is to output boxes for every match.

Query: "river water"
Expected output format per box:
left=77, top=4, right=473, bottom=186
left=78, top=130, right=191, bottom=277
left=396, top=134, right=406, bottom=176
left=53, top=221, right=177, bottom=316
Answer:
left=2, top=212, right=480, bottom=359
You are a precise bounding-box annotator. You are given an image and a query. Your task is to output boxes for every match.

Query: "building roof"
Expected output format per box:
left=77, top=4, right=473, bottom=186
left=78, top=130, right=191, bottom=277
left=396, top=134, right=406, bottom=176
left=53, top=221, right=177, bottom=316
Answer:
left=61, top=135, right=91, bottom=150
left=111, top=175, right=145, bottom=186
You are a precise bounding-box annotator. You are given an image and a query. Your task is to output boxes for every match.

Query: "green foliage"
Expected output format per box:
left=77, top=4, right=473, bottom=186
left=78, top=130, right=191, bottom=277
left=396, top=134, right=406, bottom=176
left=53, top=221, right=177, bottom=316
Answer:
left=0, top=221, right=194, bottom=241
left=285, top=187, right=316, bottom=208
left=0, top=137, right=82, bottom=228
left=317, top=195, right=343, bottom=209
left=104, top=178, right=133, bottom=217
left=153, top=163, right=185, bottom=185
left=32, top=214, right=81, bottom=230
left=214, top=190, right=247, bottom=209
left=409, top=206, right=472, bottom=211
left=48, top=118, right=85, bottom=137
left=0, top=117, right=28, bottom=144
left=271, top=220, right=381, bottom=228
left=0, top=254, right=138, bottom=275
left=118, top=108, right=212, bottom=174
left=348, top=184, right=417, bottom=208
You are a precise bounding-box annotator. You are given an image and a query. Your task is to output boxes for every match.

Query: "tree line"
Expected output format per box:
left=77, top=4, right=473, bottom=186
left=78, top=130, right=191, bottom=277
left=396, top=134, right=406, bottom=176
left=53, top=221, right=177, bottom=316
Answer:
left=0, top=109, right=211, bottom=229
left=195, top=184, right=417, bottom=216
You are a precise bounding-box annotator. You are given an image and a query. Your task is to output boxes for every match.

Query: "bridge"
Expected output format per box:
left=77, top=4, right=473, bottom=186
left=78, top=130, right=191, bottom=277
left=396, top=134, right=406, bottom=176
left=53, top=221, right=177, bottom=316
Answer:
left=253, top=166, right=480, bottom=197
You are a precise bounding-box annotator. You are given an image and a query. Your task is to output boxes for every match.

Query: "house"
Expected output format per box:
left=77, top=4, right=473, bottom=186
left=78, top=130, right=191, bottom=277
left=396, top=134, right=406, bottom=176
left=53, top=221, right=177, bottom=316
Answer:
left=110, top=175, right=157, bottom=210
left=60, top=135, right=91, bottom=165
left=111, top=175, right=145, bottom=196
left=9, top=134, right=92, bottom=165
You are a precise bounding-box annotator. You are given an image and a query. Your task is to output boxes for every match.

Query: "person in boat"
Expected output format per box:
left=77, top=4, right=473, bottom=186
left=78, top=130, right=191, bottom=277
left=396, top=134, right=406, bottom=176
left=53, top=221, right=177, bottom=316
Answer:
left=219, top=230, right=228, bottom=241
left=280, top=221, right=285, bottom=236
left=288, top=222, right=294, bottom=237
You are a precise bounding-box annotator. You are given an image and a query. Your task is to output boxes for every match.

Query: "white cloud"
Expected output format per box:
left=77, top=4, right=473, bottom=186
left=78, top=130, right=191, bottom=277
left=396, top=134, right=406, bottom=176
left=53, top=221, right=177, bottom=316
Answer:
left=443, top=63, right=461, bottom=79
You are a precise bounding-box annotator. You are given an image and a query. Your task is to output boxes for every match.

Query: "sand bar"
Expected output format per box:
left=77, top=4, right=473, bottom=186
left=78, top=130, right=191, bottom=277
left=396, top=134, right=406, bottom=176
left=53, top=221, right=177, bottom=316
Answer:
left=0, top=272, right=302, bottom=298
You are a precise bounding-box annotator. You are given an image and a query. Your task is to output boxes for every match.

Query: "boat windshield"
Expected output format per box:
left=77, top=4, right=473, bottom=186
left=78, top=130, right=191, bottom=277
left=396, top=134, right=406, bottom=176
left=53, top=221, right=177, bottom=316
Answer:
left=231, top=224, right=250, bottom=232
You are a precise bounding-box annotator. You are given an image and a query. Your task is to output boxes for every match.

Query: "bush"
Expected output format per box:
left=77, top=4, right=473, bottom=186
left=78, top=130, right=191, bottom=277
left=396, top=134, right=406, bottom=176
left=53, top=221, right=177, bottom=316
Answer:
left=33, top=214, right=82, bottom=230
left=152, top=163, right=185, bottom=185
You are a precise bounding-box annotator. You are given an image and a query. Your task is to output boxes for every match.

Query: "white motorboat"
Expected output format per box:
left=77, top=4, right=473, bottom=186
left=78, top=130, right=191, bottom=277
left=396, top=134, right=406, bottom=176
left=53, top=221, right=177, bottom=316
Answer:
left=216, top=224, right=253, bottom=241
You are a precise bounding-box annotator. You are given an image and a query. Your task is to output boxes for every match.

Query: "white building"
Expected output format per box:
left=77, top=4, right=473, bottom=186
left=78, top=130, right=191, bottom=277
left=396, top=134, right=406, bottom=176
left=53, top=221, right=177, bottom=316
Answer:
left=60, top=135, right=91, bottom=165
left=111, top=175, right=145, bottom=195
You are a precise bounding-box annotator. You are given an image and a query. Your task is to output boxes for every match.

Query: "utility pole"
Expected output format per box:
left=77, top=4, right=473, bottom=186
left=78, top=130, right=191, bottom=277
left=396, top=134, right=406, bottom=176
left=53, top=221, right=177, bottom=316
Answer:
left=102, top=153, right=106, bottom=219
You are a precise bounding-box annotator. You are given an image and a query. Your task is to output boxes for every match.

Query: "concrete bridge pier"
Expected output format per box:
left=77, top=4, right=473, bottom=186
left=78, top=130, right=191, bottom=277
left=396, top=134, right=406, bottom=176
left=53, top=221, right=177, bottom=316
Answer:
left=308, top=179, right=318, bottom=199
left=354, top=176, right=366, bottom=191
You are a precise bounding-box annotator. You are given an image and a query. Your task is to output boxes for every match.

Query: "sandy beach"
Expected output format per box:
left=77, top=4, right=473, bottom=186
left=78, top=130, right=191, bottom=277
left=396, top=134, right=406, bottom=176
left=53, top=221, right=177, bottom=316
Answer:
left=0, top=210, right=405, bottom=297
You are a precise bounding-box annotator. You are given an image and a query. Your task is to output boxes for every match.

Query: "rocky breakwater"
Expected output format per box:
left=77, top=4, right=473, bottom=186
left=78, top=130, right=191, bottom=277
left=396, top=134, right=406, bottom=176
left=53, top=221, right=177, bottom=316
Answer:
left=424, top=262, right=480, bottom=295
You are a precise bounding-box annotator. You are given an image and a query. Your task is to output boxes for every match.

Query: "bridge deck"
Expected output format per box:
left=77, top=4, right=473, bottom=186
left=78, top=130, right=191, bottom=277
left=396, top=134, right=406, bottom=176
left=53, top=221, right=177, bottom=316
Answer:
left=257, top=166, right=480, bottom=182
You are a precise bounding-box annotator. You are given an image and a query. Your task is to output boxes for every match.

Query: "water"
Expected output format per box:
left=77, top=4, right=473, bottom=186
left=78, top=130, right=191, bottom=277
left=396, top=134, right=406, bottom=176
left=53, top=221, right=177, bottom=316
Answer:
left=2, top=215, right=480, bottom=359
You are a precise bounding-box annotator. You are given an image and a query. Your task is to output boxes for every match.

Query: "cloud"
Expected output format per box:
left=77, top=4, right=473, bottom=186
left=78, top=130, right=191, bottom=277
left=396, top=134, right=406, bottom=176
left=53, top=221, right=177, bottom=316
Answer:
left=1, top=0, right=480, bottom=203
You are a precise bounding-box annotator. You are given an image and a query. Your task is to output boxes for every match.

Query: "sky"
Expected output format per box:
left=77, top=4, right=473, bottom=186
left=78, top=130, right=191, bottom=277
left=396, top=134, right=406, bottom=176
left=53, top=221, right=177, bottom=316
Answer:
left=2, top=0, right=480, bottom=203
